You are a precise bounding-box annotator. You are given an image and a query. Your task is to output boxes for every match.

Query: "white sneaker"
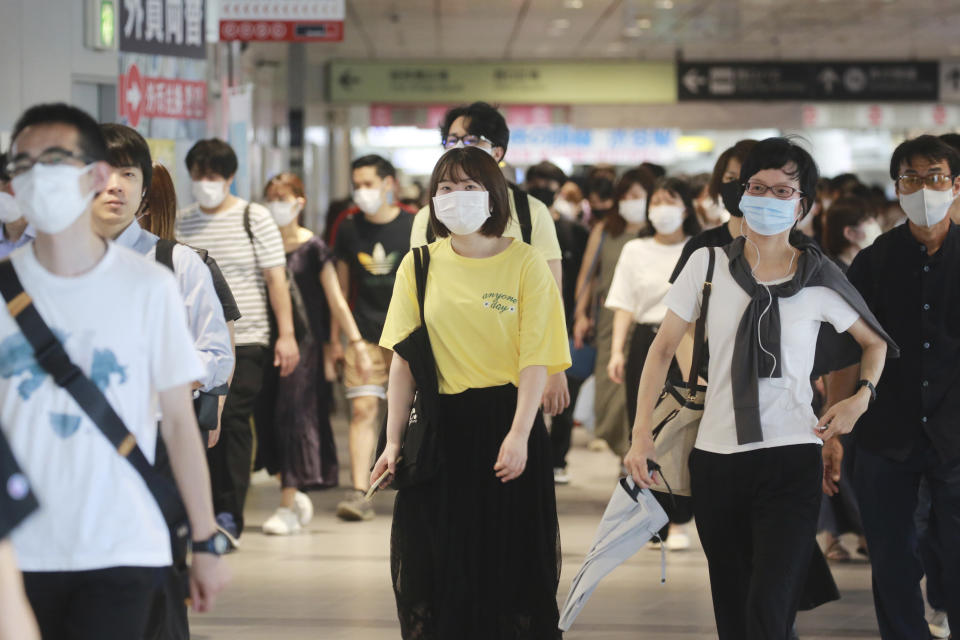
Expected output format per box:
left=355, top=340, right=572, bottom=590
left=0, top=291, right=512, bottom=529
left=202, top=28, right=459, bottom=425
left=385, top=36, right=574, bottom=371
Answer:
left=929, top=610, right=950, bottom=638
left=292, top=491, right=314, bottom=526
left=262, top=507, right=302, bottom=536
left=665, top=530, right=691, bottom=551
left=553, top=467, right=571, bottom=485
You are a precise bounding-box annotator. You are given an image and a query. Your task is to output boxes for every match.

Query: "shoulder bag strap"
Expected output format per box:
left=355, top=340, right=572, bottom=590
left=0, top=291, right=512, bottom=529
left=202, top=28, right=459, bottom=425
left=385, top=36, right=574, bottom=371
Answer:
left=0, top=260, right=185, bottom=527
left=412, top=245, right=429, bottom=326
left=242, top=203, right=259, bottom=268
left=154, top=238, right=176, bottom=272
left=512, top=187, right=533, bottom=245
left=685, top=247, right=717, bottom=395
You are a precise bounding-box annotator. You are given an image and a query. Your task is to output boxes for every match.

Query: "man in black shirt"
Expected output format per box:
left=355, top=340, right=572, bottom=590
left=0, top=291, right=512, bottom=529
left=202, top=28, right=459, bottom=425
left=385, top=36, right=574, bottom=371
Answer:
left=836, top=135, right=960, bottom=640
left=333, top=154, right=413, bottom=521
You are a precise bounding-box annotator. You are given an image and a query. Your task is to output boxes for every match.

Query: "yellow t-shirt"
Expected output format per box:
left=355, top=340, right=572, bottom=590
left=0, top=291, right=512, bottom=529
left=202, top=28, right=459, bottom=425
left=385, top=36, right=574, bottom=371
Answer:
left=380, top=239, right=571, bottom=395
left=410, top=188, right=563, bottom=262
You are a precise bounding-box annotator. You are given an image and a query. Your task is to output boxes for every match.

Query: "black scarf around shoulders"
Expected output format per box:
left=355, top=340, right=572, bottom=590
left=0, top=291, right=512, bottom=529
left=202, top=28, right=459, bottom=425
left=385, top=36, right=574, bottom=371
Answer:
left=723, top=236, right=899, bottom=445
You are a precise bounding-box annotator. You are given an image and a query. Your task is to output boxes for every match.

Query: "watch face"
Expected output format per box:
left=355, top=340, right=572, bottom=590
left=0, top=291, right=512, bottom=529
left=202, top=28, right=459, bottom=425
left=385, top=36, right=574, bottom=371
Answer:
left=212, top=532, right=229, bottom=555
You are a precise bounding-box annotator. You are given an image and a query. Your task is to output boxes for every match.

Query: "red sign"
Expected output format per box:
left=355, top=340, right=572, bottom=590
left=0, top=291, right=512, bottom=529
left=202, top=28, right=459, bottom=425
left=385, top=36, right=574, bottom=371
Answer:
left=118, top=63, right=207, bottom=128
left=219, top=20, right=343, bottom=41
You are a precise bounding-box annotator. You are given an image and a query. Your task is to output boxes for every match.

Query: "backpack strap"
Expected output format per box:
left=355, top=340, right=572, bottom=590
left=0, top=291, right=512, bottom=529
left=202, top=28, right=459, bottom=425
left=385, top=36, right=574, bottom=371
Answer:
left=512, top=186, right=533, bottom=245
left=0, top=259, right=186, bottom=529
left=242, top=203, right=258, bottom=267
left=155, top=238, right=176, bottom=272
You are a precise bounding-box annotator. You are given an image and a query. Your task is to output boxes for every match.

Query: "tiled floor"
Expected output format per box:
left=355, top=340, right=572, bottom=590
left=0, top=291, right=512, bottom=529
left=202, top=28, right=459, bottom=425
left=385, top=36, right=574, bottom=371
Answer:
left=188, top=415, right=884, bottom=639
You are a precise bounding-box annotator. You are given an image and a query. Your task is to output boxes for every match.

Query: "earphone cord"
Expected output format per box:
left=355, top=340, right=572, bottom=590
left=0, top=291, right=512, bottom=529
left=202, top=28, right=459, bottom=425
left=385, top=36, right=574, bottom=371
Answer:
left=747, top=234, right=798, bottom=378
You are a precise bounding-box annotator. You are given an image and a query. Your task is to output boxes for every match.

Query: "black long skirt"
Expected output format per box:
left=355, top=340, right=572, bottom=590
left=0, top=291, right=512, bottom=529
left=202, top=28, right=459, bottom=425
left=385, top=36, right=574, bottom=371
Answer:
left=390, top=384, right=562, bottom=640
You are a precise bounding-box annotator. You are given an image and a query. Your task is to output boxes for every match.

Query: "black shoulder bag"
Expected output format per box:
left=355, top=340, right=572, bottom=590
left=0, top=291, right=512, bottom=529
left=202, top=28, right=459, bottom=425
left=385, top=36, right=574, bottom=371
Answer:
left=0, top=259, right=192, bottom=639
left=374, top=245, right=441, bottom=489
left=242, top=204, right=313, bottom=348
left=154, top=238, right=227, bottom=432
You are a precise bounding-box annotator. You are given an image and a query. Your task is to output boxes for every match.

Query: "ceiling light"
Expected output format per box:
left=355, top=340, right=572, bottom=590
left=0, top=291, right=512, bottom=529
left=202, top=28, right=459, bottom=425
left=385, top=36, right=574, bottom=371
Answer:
left=656, top=0, right=674, bottom=9
left=564, top=0, right=584, bottom=8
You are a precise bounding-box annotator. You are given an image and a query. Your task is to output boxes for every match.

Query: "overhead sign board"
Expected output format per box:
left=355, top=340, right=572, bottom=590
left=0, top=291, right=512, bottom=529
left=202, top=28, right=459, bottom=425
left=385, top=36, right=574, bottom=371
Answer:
left=220, top=0, right=344, bottom=42
left=329, top=61, right=677, bottom=105
left=120, top=0, right=205, bottom=58
left=119, top=62, right=207, bottom=128
left=678, top=61, right=939, bottom=102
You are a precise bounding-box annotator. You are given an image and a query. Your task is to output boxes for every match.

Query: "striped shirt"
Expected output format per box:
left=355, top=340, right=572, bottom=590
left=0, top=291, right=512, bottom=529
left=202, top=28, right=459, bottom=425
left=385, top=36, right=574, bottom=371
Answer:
left=176, top=200, right=285, bottom=346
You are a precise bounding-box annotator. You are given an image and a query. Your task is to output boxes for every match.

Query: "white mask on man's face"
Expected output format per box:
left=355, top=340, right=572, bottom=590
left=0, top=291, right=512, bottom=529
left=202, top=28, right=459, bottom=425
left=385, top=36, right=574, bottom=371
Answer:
left=0, top=192, right=22, bottom=223
left=898, top=188, right=955, bottom=228
left=12, top=163, right=96, bottom=234
left=192, top=179, right=228, bottom=209
left=353, top=187, right=385, bottom=215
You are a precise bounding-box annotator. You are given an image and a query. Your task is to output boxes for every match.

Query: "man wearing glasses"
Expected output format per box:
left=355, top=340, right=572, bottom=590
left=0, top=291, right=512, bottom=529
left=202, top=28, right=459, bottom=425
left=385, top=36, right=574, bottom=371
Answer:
left=410, top=102, right=569, bottom=418
left=831, top=135, right=960, bottom=639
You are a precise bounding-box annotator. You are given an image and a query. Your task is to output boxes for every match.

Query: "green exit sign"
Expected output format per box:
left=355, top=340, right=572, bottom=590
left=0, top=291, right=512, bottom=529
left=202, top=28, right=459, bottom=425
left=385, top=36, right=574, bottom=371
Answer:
left=85, top=0, right=117, bottom=50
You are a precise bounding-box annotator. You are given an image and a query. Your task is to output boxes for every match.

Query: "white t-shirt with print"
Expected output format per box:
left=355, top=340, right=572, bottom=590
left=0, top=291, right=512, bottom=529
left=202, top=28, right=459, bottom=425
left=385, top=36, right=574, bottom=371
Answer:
left=605, top=237, right=688, bottom=325
left=0, top=243, right=204, bottom=571
left=663, top=247, right=860, bottom=454
left=175, top=200, right=286, bottom=347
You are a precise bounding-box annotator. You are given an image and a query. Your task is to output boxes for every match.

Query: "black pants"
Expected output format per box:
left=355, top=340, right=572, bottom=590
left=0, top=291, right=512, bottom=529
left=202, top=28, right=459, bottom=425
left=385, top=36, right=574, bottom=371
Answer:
left=854, top=439, right=960, bottom=640
left=690, top=444, right=823, bottom=640
left=915, top=477, right=945, bottom=611
left=625, top=324, right=680, bottom=427
left=24, top=566, right=161, bottom=639
left=550, top=374, right=584, bottom=469
left=208, top=345, right=269, bottom=536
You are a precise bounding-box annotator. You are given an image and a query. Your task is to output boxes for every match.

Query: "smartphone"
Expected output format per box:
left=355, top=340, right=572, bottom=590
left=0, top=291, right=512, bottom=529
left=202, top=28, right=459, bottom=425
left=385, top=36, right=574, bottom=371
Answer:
left=364, top=468, right=393, bottom=500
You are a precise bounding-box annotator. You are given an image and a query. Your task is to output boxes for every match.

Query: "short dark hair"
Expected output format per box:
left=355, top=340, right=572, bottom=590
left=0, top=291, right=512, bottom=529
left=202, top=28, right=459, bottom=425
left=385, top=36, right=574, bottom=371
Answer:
left=940, top=133, right=960, bottom=153
left=739, top=137, right=820, bottom=217
left=428, top=147, right=510, bottom=239
left=101, top=123, right=153, bottom=193
left=439, top=102, right=510, bottom=153
left=11, top=103, right=107, bottom=163
left=185, top=138, right=238, bottom=179
left=708, top=139, right=758, bottom=200
left=889, top=135, right=960, bottom=181
left=351, top=154, right=396, bottom=180
left=0, top=153, right=9, bottom=183
left=525, top=161, right=567, bottom=187
left=605, top=167, right=654, bottom=238
left=654, top=176, right=703, bottom=238
left=641, top=162, right=666, bottom=179
left=828, top=172, right=862, bottom=195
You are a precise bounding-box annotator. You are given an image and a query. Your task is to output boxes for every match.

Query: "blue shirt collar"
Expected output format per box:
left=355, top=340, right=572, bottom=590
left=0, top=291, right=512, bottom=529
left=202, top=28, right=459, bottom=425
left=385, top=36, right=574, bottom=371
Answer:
left=115, top=222, right=160, bottom=255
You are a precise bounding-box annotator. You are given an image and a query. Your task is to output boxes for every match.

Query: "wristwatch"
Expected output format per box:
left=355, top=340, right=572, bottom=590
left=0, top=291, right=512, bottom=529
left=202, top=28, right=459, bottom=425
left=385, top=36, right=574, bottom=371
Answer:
left=191, top=531, right=230, bottom=556
left=856, top=379, right=877, bottom=404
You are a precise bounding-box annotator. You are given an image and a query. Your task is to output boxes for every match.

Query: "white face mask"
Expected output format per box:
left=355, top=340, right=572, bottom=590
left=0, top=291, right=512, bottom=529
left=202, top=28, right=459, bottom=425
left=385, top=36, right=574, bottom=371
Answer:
left=859, top=219, right=883, bottom=248
left=553, top=197, right=579, bottom=220
left=12, top=163, right=95, bottom=234
left=192, top=179, right=228, bottom=209
left=432, top=190, right=491, bottom=236
left=268, top=200, right=300, bottom=227
left=354, top=187, right=385, bottom=215
left=701, top=198, right=730, bottom=224
left=0, top=192, right=22, bottom=224
left=898, top=188, right=955, bottom=228
left=618, top=198, right=647, bottom=224
left=449, top=141, right=496, bottom=159
left=648, top=204, right=685, bottom=235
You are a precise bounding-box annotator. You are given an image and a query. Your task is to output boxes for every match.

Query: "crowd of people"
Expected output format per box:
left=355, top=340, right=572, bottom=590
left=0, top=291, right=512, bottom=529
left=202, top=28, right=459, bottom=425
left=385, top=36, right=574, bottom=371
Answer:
left=0, top=98, right=957, bottom=640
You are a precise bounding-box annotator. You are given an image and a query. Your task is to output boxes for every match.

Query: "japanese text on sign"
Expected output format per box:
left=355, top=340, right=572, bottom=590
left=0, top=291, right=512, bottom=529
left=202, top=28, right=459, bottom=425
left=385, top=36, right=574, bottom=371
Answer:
left=119, top=63, right=206, bottom=128
left=120, top=0, right=205, bottom=59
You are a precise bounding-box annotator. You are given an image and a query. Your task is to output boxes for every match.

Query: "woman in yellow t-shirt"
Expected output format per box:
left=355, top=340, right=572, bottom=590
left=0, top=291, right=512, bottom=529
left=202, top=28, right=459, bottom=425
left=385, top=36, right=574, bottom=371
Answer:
left=371, top=147, right=571, bottom=639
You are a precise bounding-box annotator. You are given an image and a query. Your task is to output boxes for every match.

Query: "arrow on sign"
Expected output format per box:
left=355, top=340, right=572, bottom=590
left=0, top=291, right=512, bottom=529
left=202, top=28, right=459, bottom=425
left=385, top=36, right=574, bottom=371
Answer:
left=339, top=70, right=360, bottom=90
left=682, top=68, right=707, bottom=94
left=818, top=68, right=840, bottom=93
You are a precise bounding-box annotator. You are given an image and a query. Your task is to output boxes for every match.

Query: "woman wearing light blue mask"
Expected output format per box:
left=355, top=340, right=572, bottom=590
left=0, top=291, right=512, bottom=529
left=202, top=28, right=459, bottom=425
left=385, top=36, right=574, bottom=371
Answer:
left=622, top=137, right=898, bottom=639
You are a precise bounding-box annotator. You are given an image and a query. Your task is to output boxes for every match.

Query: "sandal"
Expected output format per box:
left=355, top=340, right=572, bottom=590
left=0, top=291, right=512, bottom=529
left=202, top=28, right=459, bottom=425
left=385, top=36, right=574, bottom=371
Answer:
left=826, top=540, right=850, bottom=562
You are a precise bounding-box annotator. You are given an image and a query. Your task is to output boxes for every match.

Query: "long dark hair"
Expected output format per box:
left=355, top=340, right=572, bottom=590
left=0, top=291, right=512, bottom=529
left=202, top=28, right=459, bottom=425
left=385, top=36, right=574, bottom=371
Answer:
left=142, top=162, right=177, bottom=241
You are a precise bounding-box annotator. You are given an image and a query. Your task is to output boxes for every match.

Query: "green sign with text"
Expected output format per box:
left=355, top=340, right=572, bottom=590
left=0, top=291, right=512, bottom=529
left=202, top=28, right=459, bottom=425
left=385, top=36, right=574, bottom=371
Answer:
left=328, top=61, right=676, bottom=105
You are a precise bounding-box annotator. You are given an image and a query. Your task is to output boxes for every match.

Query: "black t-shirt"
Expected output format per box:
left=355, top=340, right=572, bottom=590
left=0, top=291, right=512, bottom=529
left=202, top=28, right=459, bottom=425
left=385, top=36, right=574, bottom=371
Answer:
left=0, top=429, right=38, bottom=540
left=334, top=211, right=414, bottom=342
left=203, top=254, right=242, bottom=323
left=554, top=217, right=589, bottom=329
left=669, top=224, right=734, bottom=283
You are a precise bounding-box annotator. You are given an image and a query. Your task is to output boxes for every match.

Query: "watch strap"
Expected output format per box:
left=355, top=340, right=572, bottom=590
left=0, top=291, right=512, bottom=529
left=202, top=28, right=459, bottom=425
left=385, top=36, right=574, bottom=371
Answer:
left=857, top=379, right=877, bottom=403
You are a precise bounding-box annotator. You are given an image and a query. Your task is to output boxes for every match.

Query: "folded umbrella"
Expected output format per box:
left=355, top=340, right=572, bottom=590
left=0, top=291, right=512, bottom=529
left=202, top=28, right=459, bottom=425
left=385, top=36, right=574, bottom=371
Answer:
left=558, top=476, right=670, bottom=631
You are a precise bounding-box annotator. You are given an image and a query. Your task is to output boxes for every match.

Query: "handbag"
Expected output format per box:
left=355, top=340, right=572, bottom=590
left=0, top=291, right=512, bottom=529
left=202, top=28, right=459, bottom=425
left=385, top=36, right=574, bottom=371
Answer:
left=374, top=246, right=441, bottom=489
left=649, top=247, right=716, bottom=497
left=0, top=260, right=192, bottom=639
left=242, top=204, right=313, bottom=349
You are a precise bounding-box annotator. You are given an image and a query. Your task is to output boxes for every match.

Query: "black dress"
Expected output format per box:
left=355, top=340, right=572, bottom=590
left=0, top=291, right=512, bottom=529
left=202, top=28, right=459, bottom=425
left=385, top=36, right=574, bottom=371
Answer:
left=254, top=236, right=338, bottom=489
